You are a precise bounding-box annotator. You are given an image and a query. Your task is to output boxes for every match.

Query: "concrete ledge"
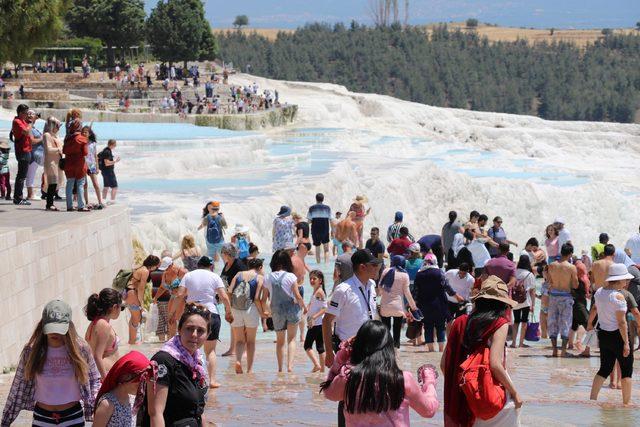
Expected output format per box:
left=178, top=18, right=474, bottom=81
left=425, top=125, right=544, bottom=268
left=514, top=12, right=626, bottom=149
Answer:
left=0, top=204, right=133, bottom=369
left=0, top=104, right=298, bottom=131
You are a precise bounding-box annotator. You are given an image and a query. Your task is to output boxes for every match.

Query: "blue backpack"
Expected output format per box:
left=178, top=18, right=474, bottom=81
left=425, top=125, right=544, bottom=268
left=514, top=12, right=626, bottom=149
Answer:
left=206, top=215, right=222, bottom=244
left=237, top=236, right=250, bottom=259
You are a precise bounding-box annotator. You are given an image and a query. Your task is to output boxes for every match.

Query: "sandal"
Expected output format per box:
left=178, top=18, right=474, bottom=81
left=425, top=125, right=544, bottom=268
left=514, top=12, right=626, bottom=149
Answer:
left=67, top=207, right=77, bottom=212
left=77, top=207, right=91, bottom=212
left=46, top=206, right=59, bottom=211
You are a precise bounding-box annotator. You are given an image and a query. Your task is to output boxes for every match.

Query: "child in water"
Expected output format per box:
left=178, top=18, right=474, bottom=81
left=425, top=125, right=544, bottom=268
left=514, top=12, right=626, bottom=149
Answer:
left=304, top=270, right=327, bottom=372
left=93, top=351, right=156, bottom=427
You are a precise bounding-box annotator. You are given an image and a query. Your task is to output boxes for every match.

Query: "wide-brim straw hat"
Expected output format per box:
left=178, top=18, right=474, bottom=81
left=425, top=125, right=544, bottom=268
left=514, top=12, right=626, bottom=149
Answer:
left=471, top=275, right=517, bottom=308
left=233, top=224, right=249, bottom=234
left=354, top=195, right=367, bottom=203
left=277, top=205, right=291, bottom=217
left=0, top=138, right=9, bottom=149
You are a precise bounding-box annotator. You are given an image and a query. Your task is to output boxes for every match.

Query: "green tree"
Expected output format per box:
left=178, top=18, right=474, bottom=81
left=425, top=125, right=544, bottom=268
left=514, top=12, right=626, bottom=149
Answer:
left=601, top=28, right=613, bottom=36
left=233, top=15, right=249, bottom=29
left=66, top=0, right=146, bottom=67
left=147, top=0, right=218, bottom=67
left=0, top=0, right=71, bottom=69
left=466, top=18, right=478, bottom=28
left=636, top=21, right=640, bottom=31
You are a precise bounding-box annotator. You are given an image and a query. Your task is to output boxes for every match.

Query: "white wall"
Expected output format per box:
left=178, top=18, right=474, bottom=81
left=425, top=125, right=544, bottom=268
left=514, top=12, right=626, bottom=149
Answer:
left=0, top=206, right=132, bottom=369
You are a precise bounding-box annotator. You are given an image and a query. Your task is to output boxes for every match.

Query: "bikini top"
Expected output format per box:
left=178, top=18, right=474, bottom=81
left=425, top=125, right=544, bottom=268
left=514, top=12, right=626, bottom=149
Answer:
left=88, top=318, right=119, bottom=357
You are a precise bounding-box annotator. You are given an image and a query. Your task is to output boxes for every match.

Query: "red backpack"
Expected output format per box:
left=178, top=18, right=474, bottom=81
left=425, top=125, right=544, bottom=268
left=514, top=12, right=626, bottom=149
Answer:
left=458, top=346, right=506, bottom=420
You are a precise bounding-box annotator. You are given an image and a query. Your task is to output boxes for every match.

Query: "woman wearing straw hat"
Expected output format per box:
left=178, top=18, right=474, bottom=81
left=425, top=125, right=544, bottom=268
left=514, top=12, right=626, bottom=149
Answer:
left=441, top=276, right=522, bottom=427
left=589, top=263, right=635, bottom=406
left=349, top=195, right=371, bottom=249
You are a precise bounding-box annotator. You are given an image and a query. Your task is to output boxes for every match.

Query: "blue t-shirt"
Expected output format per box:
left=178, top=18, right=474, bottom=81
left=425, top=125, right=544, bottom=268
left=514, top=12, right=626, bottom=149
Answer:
left=418, top=234, right=442, bottom=253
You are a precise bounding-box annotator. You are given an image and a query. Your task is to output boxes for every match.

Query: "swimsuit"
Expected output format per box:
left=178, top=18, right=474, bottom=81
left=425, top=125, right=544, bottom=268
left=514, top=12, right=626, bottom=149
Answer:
left=87, top=318, right=120, bottom=356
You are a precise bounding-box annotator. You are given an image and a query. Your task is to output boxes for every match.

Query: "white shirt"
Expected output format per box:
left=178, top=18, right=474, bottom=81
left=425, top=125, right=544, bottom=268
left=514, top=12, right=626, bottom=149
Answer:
left=467, top=240, right=491, bottom=268
left=594, top=287, right=627, bottom=331
left=558, top=227, right=571, bottom=248
left=444, top=270, right=475, bottom=303
left=264, top=271, right=298, bottom=299
left=514, top=269, right=537, bottom=309
left=625, top=233, right=640, bottom=264
left=179, top=269, right=225, bottom=314
left=326, top=275, right=378, bottom=341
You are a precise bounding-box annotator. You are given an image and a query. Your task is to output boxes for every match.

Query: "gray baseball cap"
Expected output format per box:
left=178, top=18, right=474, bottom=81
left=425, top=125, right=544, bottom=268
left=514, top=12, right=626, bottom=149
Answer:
left=42, top=300, right=72, bottom=335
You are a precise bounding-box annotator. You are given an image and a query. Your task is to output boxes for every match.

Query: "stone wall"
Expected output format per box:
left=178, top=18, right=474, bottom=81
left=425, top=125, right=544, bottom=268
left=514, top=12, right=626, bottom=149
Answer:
left=0, top=206, right=132, bottom=370
left=0, top=104, right=299, bottom=131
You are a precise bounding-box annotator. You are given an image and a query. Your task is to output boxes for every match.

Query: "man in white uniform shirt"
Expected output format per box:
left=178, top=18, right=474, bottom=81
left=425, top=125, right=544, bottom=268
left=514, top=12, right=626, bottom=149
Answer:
left=177, top=256, right=233, bottom=388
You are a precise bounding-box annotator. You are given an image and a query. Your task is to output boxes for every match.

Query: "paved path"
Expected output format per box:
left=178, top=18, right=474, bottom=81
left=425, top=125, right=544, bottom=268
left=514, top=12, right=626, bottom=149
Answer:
left=0, top=199, right=125, bottom=233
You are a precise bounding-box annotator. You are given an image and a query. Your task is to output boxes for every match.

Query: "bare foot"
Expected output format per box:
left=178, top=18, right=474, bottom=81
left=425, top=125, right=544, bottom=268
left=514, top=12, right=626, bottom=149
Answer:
left=235, top=361, right=243, bottom=374
left=210, top=382, right=221, bottom=389
left=221, top=350, right=235, bottom=357
left=552, top=350, right=559, bottom=358
left=609, top=383, right=617, bottom=389
left=311, top=366, right=321, bottom=373
left=616, top=383, right=622, bottom=390
left=287, top=368, right=293, bottom=373
left=519, top=344, right=530, bottom=348
left=509, top=344, right=517, bottom=349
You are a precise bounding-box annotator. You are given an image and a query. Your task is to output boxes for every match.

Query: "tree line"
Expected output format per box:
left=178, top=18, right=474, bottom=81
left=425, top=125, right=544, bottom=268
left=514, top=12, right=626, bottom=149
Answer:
left=0, top=0, right=217, bottom=69
left=217, top=23, right=640, bottom=123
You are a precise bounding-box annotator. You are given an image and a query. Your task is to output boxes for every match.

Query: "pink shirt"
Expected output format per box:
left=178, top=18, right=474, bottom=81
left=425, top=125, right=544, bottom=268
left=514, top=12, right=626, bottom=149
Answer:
left=545, top=237, right=559, bottom=258
left=324, top=369, right=439, bottom=426
left=379, top=268, right=416, bottom=317
left=34, top=345, right=82, bottom=405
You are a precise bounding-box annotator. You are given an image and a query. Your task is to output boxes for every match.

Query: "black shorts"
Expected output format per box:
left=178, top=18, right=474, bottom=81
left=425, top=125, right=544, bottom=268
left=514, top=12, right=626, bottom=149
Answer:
left=513, top=307, right=530, bottom=323
left=311, top=222, right=330, bottom=246
left=572, top=301, right=589, bottom=331
left=207, top=313, right=221, bottom=341
left=303, top=325, right=325, bottom=353
left=102, top=168, right=118, bottom=188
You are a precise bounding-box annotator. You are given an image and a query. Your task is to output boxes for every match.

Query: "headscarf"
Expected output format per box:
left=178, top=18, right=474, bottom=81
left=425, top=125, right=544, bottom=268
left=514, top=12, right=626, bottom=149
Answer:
left=161, top=335, right=208, bottom=388
left=451, top=233, right=465, bottom=257
left=95, top=351, right=156, bottom=413
left=419, top=253, right=438, bottom=272
left=380, top=255, right=406, bottom=291
left=614, top=249, right=634, bottom=268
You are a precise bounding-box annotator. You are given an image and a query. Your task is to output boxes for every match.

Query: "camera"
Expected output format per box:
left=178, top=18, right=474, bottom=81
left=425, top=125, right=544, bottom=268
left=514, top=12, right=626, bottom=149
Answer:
left=36, top=112, right=42, bottom=119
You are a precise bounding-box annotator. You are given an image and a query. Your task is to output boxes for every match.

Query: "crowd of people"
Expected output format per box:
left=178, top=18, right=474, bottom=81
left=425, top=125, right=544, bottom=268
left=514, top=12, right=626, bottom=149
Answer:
left=7, top=104, right=119, bottom=209
left=3, top=187, right=640, bottom=426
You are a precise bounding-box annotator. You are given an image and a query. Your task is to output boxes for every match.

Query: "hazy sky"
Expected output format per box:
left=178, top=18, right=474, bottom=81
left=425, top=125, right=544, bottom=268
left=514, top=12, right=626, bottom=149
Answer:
left=177, top=0, right=640, bottom=29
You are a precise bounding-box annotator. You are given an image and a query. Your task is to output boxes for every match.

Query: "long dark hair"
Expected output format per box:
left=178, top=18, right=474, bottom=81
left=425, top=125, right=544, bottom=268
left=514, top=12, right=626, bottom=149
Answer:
left=462, top=298, right=509, bottom=351
left=516, top=254, right=533, bottom=272
left=309, top=269, right=326, bottom=294
left=321, top=320, right=405, bottom=414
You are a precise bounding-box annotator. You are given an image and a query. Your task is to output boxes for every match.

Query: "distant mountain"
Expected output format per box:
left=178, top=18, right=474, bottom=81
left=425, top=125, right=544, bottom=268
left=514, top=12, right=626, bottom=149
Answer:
left=145, top=0, right=639, bottom=30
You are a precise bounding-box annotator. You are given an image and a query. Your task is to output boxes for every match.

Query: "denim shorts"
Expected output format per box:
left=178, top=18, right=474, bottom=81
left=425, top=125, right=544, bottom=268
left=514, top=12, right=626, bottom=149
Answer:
left=206, top=241, right=223, bottom=258
left=271, top=302, right=301, bottom=331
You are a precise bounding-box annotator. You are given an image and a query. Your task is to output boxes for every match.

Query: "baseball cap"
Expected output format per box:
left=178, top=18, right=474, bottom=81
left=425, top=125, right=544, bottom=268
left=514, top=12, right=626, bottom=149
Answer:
left=42, top=300, right=72, bottom=335
left=409, top=243, right=421, bottom=253
left=158, top=256, right=173, bottom=271
left=351, top=249, right=383, bottom=267
left=210, top=201, right=220, bottom=209
left=553, top=217, right=565, bottom=225
left=197, top=256, right=214, bottom=267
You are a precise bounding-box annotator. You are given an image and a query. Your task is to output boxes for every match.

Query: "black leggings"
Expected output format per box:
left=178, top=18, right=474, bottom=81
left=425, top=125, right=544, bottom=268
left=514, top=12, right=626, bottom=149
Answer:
left=381, top=315, right=403, bottom=348
left=597, top=329, right=634, bottom=379
left=303, top=325, right=325, bottom=353
left=46, top=183, right=57, bottom=208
